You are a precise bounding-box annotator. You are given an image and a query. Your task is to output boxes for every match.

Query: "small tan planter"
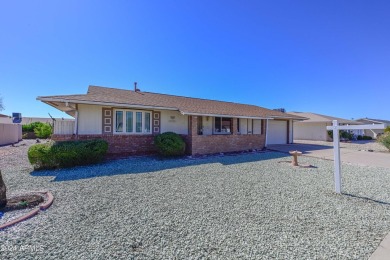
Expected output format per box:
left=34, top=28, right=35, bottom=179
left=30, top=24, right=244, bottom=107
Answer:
left=289, top=150, right=302, bottom=166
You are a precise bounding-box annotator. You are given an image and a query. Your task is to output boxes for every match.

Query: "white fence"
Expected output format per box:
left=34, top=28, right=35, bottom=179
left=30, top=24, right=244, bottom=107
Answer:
left=54, top=120, right=75, bottom=135
left=0, top=123, right=22, bottom=146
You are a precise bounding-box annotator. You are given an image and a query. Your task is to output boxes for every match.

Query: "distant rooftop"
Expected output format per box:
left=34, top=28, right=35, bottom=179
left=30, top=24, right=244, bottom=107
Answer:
left=288, top=112, right=360, bottom=125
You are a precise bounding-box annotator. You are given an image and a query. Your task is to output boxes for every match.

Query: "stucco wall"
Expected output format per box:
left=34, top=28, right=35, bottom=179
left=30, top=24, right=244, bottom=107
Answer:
left=159, top=110, right=188, bottom=135
left=77, top=104, right=103, bottom=134
left=253, top=119, right=262, bottom=134
left=0, top=123, right=22, bottom=145
left=293, top=122, right=328, bottom=141
left=239, top=119, right=248, bottom=134
left=200, top=116, right=213, bottom=135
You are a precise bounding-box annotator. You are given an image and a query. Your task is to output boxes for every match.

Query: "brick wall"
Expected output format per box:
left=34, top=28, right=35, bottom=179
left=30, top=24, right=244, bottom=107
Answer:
left=51, top=115, right=266, bottom=157
left=51, top=134, right=157, bottom=156
left=190, top=134, right=265, bottom=155
left=187, top=116, right=266, bottom=155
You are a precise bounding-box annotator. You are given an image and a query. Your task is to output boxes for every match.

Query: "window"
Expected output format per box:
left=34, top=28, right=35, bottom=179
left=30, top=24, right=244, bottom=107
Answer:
left=197, top=116, right=203, bottom=135
left=126, top=111, right=133, bottom=132
left=114, top=109, right=152, bottom=134
left=115, top=111, right=123, bottom=132
left=136, top=112, right=142, bottom=133
left=214, top=117, right=232, bottom=134
left=145, top=112, right=151, bottom=133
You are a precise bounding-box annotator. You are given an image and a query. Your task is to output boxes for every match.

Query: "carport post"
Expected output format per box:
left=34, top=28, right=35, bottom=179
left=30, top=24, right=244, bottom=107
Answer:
left=331, top=120, right=342, bottom=194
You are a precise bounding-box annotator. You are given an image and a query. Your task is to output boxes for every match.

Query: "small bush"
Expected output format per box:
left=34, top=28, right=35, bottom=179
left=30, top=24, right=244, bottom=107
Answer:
left=378, top=133, right=390, bottom=151
left=362, top=135, right=373, bottom=140
left=328, top=130, right=353, bottom=140
left=340, top=131, right=353, bottom=140
left=34, top=123, right=52, bottom=138
left=28, top=139, right=108, bottom=170
left=23, top=122, right=53, bottom=139
left=154, top=132, right=186, bottom=157
left=22, top=122, right=45, bottom=133
left=357, top=135, right=363, bottom=140
left=384, top=126, right=390, bottom=134
left=27, top=142, right=57, bottom=169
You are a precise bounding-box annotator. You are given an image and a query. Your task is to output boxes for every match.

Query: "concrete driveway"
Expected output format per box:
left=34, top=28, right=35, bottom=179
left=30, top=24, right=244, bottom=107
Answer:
left=268, top=142, right=390, bottom=169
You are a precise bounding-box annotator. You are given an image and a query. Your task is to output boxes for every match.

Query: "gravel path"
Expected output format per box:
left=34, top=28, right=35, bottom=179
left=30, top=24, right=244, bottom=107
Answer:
left=1, top=140, right=390, bottom=259
left=295, top=139, right=389, bottom=153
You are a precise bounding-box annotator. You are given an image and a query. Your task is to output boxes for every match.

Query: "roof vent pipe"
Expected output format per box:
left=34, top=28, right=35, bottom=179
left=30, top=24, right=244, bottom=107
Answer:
left=134, top=82, right=140, bottom=92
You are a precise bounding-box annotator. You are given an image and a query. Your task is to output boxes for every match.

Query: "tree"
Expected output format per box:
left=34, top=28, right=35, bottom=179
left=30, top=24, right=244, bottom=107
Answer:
left=0, top=170, right=6, bottom=209
left=0, top=95, right=4, bottom=111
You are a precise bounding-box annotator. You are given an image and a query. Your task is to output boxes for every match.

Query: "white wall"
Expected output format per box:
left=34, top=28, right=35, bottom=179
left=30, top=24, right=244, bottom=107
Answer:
left=77, top=104, right=103, bottom=134
left=293, top=122, right=328, bottom=141
left=253, top=119, right=262, bottom=134
left=54, top=120, right=75, bottom=135
left=0, top=123, right=22, bottom=145
left=159, top=110, right=188, bottom=135
left=0, top=117, right=11, bottom=124
left=202, top=116, right=213, bottom=135
left=239, top=118, right=248, bottom=134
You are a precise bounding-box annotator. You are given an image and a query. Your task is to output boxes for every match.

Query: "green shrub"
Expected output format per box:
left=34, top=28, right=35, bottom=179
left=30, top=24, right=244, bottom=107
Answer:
left=357, top=135, right=363, bottom=140
left=27, top=142, right=57, bottom=169
left=28, top=139, right=108, bottom=170
left=362, top=135, right=372, bottom=140
left=154, top=132, right=186, bottom=157
left=22, top=122, right=45, bottom=133
left=328, top=130, right=353, bottom=140
left=34, top=123, right=52, bottom=138
left=378, top=133, right=390, bottom=151
left=23, top=122, right=52, bottom=139
left=340, top=131, right=353, bottom=140
left=384, top=126, right=390, bottom=134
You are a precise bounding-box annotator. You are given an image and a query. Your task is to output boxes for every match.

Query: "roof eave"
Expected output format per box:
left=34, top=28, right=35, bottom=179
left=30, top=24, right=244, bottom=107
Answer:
left=37, top=97, right=179, bottom=111
left=180, top=111, right=271, bottom=120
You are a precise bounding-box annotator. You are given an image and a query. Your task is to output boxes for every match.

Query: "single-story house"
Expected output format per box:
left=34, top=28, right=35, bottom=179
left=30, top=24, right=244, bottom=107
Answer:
left=355, top=118, right=390, bottom=139
left=288, top=112, right=361, bottom=141
left=37, top=85, right=304, bottom=156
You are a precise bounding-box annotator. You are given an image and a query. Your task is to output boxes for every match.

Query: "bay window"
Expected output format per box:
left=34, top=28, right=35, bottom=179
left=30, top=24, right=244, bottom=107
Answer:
left=115, top=109, right=152, bottom=134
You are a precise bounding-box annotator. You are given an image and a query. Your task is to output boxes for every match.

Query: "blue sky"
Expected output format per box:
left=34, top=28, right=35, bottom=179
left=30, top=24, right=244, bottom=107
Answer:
left=0, top=0, right=389, bottom=120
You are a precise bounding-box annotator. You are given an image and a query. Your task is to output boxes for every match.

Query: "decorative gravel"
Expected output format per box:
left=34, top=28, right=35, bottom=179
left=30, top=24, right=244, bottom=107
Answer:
left=1, top=140, right=390, bottom=259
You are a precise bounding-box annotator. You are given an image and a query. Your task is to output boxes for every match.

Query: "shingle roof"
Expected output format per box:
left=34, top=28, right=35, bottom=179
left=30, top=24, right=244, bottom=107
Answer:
left=38, top=85, right=304, bottom=119
left=288, top=112, right=359, bottom=124
left=355, top=118, right=390, bottom=125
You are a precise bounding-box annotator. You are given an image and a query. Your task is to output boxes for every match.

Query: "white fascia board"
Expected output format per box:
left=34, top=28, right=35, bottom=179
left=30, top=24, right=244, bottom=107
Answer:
left=37, top=97, right=179, bottom=111
left=270, top=115, right=306, bottom=120
left=179, top=111, right=270, bottom=120
left=326, top=124, right=385, bottom=130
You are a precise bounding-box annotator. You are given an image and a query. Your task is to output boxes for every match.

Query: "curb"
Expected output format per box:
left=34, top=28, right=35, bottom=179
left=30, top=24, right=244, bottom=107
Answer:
left=0, top=191, right=54, bottom=230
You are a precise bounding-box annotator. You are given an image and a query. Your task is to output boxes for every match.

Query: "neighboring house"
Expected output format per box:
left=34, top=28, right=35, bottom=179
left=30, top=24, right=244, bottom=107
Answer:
left=355, top=118, right=390, bottom=139
left=37, top=85, right=304, bottom=156
left=288, top=112, right=361, bottom=141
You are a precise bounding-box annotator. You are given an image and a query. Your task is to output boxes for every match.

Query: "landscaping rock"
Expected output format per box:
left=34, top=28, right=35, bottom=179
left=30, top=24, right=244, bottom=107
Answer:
left=0, top=170, right=6, bottom=208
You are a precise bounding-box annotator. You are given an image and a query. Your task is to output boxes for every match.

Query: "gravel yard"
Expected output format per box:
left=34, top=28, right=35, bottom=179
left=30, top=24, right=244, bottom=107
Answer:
left=1, top=140, right=390, bottom=259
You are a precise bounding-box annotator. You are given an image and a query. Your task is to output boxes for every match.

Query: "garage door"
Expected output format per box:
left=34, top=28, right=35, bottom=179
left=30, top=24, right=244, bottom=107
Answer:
left=268, top=120, right=288, bottom=144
